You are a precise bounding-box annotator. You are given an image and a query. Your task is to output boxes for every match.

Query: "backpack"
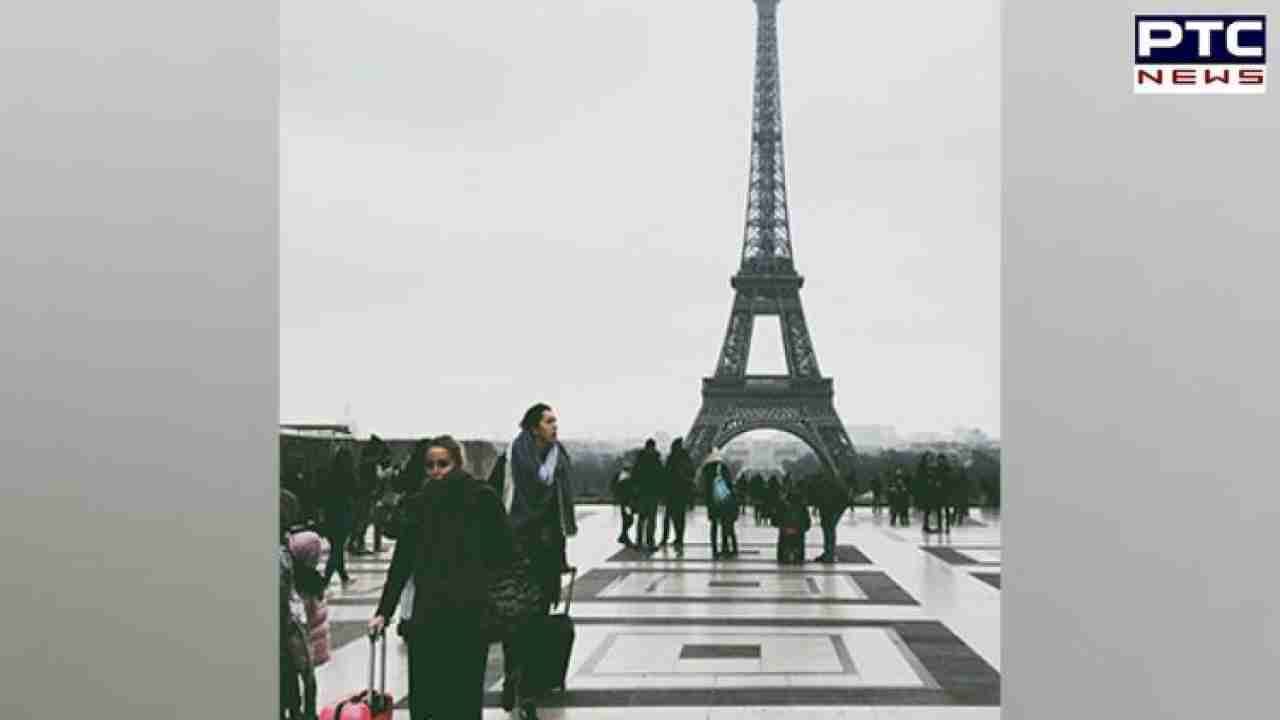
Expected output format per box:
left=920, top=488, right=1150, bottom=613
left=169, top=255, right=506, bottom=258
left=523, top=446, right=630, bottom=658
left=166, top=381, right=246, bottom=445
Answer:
left=711, top=471, right=734, bottom=509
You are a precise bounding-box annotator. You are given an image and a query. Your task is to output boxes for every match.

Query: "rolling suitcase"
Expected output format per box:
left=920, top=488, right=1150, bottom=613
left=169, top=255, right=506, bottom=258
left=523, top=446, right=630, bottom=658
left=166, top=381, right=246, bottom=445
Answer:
left=521, top=565, right=577, bottom=695
left=319, top=628, right=394, bottom=720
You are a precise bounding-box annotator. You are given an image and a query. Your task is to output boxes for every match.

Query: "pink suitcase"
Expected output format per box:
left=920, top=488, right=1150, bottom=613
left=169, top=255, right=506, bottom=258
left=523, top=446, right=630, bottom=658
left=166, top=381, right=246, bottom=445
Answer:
left=318, top=629, right=394, bottom=720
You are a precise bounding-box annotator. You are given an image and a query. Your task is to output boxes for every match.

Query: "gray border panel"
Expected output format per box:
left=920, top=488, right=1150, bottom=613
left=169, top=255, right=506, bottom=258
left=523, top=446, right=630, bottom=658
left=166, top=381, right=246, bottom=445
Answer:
left=0, top=2, right=277, bottom=718
left=1006, top=2, right=1280, bottom=718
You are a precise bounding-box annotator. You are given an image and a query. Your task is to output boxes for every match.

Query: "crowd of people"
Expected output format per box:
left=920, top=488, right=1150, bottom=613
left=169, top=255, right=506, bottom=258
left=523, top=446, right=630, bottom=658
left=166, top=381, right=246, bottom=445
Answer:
left=279, top=403, right=576, bottom=720
left=278, top=417, right=988, bottom=719
left=609, top=442, right=855, bottom=563
left=880, top=450, right=975, bottom=533
left=610, top=444, right=983, bottom=566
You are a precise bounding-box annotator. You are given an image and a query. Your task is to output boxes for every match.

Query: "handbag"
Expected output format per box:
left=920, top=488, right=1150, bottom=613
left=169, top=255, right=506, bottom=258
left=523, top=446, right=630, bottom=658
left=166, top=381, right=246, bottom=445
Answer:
left=482, top=550, right=543, bottom=643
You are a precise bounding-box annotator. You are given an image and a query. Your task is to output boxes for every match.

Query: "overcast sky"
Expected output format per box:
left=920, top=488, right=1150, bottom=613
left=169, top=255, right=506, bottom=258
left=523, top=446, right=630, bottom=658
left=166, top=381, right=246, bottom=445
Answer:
left=281, top=0, right=1000, bottom=442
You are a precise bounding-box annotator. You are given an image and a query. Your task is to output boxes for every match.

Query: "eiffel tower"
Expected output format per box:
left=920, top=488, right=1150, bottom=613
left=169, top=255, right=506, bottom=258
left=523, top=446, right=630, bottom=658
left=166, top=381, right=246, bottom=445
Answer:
left=685, top=0, right=856, bottom=476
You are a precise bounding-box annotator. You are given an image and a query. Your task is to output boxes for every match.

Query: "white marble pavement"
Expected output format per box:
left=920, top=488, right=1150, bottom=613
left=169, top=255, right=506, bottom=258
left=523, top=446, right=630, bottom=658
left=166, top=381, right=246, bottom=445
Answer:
left=307, top=504, right=1001, bottom=719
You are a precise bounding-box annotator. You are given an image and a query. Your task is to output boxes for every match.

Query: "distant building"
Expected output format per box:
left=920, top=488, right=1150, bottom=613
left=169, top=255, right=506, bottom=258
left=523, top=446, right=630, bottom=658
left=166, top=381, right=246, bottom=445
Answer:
left=953, top=426, right=994, bottom=446
left=904, top=431, right=947, bottom=445
left=280, top=423, right=355, bottom=441
left=847, top=425, right=898, bottom=449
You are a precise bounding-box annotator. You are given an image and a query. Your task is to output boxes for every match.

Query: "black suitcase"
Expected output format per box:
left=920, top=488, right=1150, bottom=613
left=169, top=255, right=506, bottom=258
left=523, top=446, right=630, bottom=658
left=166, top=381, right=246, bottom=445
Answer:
left=522, top=565, right=577, bottom=695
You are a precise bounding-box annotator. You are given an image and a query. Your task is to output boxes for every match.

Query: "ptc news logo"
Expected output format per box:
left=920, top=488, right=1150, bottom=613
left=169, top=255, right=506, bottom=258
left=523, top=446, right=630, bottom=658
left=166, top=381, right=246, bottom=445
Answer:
left=1134, top=14, right=1267, bottom=93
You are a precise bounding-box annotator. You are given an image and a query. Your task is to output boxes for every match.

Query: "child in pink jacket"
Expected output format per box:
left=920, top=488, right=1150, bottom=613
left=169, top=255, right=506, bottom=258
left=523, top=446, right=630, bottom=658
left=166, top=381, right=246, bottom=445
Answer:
left=288, top=530, right=332, bottom=666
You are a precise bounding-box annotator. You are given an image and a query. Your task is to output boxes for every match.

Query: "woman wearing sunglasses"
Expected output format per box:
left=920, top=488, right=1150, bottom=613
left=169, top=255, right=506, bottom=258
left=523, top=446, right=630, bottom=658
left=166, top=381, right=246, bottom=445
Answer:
left=368, top=435, right=515, bottom=720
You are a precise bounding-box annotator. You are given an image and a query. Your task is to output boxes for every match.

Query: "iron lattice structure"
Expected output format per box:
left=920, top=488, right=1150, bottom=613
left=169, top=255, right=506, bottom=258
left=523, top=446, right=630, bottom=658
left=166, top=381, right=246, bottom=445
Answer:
left=685, top=0, right=856, bottom=477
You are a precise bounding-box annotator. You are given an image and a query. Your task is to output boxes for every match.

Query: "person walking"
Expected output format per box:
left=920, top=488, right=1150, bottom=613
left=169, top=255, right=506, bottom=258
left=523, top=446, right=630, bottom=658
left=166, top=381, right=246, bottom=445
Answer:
left=660, top=437, right=695, bottom=553
left=889, top=468, right=909, bottom=526
left=934, top=454, right=954, bottom=535
left=870, top=470, right=885, bottom=517
left=611, top=463, right=638, bottom=547
left=630, top=439, right=664, bottom=551
left=288, top=530, right=332, bottom=669
left=280, top=510, right=315, bottom=720
left=368, top=435, right=515, bottom=720
left=369, top=436, right=394, bottom=553
left=501, top=403, right=578, bottom=718
left=350, top=435, right=386, bottom=555
left=953, top=463, right=973, bottom=526
left=765, top=474, right=782, bottom=527
left=811, top=471, right=849, bottom=564
left=885, top=476, right=900, bottom=527
left=913, top=453, right=935, bottom=534
left=700, top=448, right=739, bottom=559
left=749, top=473, right=766, bottom=525
left=321, top=443, right=358, bottom=589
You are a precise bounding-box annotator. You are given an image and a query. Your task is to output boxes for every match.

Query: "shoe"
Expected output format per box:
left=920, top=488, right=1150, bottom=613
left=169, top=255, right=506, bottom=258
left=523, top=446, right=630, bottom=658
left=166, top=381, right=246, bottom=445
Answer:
left=341, top=577, right=359, bottom=590
left=521, top=701, right=539, bottom=720
left=812, top=555, right=830, bottom=563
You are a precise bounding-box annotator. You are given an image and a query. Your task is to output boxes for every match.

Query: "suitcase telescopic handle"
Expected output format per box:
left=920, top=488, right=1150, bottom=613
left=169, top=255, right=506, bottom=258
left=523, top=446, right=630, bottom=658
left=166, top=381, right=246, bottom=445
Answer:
left=367, top=626, right=387, bottom=704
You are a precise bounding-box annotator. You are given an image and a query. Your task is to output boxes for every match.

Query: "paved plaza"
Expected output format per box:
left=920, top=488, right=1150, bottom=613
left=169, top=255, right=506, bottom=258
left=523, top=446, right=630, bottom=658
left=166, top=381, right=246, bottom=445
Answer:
left=315, top=505, right=1001, bottom=719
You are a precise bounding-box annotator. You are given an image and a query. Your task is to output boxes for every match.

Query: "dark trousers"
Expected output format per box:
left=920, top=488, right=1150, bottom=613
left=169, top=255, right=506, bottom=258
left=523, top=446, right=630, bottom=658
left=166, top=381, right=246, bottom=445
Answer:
left=639, top=509, right=658, bottom=548
left=618, top=505, right=635, bottom=544
left=710, top=517, right=737, bottom=556
left=323, top=527, right=350, bottom=585
left=660, top=504, right=688, bottom=547
left=281, top=621, right=315, bottom=720
left=409, top=618, right=489, bottom=720
left=819, top=506, right=845, bottom=559
left=350, top=499, right=372, bottom=551
left=925, top=505, right=948, bottom=533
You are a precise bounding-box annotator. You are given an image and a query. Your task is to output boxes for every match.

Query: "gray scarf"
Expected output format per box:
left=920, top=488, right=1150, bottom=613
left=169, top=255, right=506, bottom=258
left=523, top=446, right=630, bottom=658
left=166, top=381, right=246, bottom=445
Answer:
left=509, top=430, right=577, bottom=538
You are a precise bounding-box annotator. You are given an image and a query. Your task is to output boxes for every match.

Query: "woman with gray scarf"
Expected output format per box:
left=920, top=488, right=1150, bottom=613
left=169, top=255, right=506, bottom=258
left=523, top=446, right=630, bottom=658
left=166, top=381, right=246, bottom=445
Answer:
left=500, top=402, right=577, bottom=717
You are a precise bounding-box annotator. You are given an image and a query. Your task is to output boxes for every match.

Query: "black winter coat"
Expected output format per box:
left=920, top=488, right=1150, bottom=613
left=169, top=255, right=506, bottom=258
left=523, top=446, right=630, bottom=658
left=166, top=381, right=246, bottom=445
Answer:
left=631, top=448, right=665, bottom=514
left=664, top=447, right=695, bottom=508
left=375, top=469, right=515, bottom=628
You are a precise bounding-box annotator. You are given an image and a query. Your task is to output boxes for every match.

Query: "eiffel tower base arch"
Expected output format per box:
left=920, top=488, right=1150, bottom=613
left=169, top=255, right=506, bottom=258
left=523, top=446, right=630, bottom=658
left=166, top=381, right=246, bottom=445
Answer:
left=685, top=377, right=856, bottom=479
